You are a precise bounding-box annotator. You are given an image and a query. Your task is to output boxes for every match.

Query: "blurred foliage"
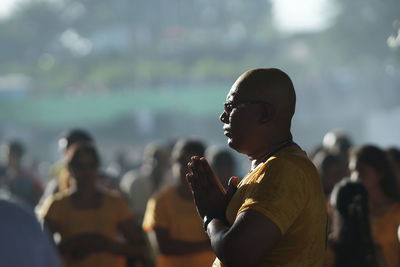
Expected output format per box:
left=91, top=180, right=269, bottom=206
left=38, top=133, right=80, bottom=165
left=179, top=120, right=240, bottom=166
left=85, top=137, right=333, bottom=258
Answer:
left=0, top=0, right=398, bottom=92
left=0, top=0, right=275, bottom=90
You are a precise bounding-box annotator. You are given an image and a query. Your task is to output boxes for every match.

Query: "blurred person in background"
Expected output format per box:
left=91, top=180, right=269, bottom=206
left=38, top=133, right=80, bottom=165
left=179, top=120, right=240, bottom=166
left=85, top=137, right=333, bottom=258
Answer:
left=40, top=128, right=120, bottom=208
left=106, top=149, right=134, bottom=181
left=40, top=128, right=94, bottom=203
left=313, top=150, right=348, bottom=198
left=120, top=142, right=170, bottom=224
left=39, top=142, right=149, bottom=267
left=143, top=139, right=215, bottom=267
left=0, top=197, right=61, bottom=267
left=386, top=147, right=400, bottom=190
left=205, top=145, right=237, bottom=189
left=326, top=179, right=385, bottom=267
left=349, top=144, right=400, bottom=267
left=313, top=150, right=349, bottom=244
left=0, top=140, right=43, bottom=209
left=322, top=130, right=353, bottom=157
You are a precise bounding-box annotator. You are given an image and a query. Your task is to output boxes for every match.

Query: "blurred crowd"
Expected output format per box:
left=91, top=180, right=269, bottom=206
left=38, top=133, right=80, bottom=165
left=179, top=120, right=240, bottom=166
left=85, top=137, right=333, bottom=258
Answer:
left=0, top=128, right=400, bottom=267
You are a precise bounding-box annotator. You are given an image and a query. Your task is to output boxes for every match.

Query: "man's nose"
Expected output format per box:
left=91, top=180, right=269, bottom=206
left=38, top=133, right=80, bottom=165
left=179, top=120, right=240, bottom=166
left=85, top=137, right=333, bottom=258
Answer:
left=220, top=111, right=229, bottom=123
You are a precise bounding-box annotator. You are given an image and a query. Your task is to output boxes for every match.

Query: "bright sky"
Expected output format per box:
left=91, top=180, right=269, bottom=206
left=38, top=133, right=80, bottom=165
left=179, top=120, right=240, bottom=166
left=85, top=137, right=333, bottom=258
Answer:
left=0, top=0, right=22, bottom=19
left=1, top=0, right=335, bottom=33
left=271, top=0, right=336, bottom=33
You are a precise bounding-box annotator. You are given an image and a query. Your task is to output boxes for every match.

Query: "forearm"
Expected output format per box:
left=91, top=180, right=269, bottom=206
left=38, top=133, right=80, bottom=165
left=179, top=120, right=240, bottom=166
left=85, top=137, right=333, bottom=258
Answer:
left=206, top=210, right=282, bottom=267
left=158, top=238, right=211, bottom=255
left=206, top=218, right=237, bottom=266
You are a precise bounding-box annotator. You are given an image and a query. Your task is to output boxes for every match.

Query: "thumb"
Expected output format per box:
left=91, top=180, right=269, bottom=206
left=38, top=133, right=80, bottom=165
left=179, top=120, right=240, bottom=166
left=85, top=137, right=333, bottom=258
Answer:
left=226, top=176, right=239, bottom=200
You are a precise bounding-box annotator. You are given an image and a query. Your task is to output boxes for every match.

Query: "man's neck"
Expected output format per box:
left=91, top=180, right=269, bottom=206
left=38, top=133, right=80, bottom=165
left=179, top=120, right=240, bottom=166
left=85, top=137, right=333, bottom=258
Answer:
left=249, top=134, right=293, bottom=170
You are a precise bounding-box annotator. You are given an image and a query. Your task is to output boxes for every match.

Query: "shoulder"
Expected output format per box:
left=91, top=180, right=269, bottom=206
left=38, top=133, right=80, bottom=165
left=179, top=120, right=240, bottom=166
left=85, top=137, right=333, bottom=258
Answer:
left=0, top=199, right=36, bottom=221
left=276, top=145, right=315, bottom=169
left=47, top=191, right=70, bottom=206
left=147, top=185, right=175, bottom=207
left=262, top=146, right=318, bottom=181
left=101, top=189, right=126, bottom=204
left=0, top=199, right=43, bottom=234
left=37, top=191, right=70, bottom=218
left=0, top=200, right=62, bottom=267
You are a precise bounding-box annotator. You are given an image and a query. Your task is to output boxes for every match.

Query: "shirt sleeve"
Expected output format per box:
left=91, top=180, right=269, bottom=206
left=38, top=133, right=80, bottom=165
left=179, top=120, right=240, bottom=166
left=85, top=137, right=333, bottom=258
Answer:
left=237, top=158, right=309, bottom=234
left=37, top=195, right=61, bottom=223
left=142, top=192, right=169, bottom=232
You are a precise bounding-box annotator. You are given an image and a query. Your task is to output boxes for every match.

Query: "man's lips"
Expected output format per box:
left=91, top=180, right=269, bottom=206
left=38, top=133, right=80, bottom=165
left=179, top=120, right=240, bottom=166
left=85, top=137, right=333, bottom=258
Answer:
left=223, top=128, right=232, bottom=137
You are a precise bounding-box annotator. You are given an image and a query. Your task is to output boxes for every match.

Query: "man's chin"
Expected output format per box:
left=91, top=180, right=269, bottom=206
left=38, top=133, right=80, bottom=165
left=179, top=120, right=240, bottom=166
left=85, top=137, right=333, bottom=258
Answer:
left=227, top=138, right=239, bottom=151
left=227, top=138, right=248, bottom=154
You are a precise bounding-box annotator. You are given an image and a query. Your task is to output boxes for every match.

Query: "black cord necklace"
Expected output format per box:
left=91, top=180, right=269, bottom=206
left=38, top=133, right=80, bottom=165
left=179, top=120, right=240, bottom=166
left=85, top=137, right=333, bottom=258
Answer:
left=252, top=138, right=297, bottom=170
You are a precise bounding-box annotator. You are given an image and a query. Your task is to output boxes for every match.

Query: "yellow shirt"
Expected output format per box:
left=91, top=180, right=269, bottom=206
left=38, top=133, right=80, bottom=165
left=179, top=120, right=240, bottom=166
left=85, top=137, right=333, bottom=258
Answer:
left=143, top=185, right=215, bottom=267
left=39, top=191, right=133, bottom=267
left=214, top=145, right=327, bottom=267
left=371, top=203, right=400, bottom=267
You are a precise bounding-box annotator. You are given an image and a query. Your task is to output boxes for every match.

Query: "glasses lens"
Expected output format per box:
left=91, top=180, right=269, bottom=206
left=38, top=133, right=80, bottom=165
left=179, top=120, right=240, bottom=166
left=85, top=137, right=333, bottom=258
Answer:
left=224, top=103, right=233, bottom=113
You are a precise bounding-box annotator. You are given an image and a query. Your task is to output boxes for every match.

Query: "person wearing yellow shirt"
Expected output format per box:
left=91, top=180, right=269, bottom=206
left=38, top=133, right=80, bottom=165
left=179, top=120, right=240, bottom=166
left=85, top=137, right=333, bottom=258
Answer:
left=39, top=143, right=148, bottom=267
left=143, top=139, right=215, bottom=267
left=187, top=68, right=327, bottom=267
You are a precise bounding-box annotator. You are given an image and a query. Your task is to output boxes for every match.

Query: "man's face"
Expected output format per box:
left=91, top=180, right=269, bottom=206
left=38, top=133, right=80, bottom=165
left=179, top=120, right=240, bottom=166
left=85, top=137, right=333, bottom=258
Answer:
left=219, top=80, right=264, bottom=155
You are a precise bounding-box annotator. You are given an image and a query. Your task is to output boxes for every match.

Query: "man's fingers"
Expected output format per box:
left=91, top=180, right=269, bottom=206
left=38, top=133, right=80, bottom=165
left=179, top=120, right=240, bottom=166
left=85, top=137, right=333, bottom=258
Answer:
left=201, top=157, right=226, bottom=189
left=186, top=173, right=195, bottom=191
left=226, top=176, right=239, bottom=200
left=199, top=157, right=216, bottom=187
left=228, top=176, right=239, bottom=188
left=189, top=156, right=208, bottom=188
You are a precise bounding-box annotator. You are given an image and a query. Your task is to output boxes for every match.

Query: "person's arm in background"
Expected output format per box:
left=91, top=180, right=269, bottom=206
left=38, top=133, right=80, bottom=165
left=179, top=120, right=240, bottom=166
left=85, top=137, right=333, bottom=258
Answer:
left=187, top=156, right=282, bottom=267
left=153, top=227, right=211, bottom=255
left=43, top=216, right=80, bottom=257
left=45, top=215, right=149, bottom=260
left=109, top=216, right=150, bottom=259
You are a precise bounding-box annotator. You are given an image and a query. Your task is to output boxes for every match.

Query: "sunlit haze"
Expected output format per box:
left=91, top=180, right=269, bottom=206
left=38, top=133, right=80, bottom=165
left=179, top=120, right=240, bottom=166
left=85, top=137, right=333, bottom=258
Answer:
left=271, top=0, right=336, bottom=32
left=0, top=0, right=22, bottom=19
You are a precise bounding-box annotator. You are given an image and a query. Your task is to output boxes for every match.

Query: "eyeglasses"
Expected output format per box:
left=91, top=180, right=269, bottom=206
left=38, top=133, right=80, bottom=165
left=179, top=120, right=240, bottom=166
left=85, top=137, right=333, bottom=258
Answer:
left=223, top=100, right=271, bottom=114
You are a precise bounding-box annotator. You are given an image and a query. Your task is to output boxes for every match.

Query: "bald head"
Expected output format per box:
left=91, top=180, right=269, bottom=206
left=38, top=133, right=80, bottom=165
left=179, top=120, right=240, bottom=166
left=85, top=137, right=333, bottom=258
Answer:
left=235, top=68, right=296, bottom=122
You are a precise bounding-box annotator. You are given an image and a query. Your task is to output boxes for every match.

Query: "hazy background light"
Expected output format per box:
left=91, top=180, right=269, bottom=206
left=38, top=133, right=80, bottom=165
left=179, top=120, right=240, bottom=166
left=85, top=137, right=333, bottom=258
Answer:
left=0, top=0, right=22, bottom=19
left=271, top=0, right=337, bottom=33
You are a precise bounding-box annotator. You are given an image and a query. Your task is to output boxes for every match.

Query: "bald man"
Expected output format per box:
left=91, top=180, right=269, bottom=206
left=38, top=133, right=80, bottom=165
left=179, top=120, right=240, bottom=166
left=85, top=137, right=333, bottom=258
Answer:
left=187, top=68, right=327, bottom=267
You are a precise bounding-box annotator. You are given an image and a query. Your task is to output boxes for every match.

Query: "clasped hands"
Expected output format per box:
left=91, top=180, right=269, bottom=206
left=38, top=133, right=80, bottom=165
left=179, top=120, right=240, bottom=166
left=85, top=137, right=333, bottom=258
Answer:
left=186, top=156, right=239, bottom=220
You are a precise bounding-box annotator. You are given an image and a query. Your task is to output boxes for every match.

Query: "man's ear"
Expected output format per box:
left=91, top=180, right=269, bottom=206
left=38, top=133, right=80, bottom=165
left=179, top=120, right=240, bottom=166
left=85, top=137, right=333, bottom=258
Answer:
left=259, top=103, right=275, bottom=123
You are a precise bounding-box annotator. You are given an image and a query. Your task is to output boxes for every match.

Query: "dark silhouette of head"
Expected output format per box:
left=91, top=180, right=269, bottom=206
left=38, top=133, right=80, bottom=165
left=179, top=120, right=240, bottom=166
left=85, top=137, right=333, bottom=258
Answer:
left=66, top=143, right=100, bottom=187
left=387, top=147, right=400, bottom=187
left=59, top=129, right=94, bottom=153
left=142, top=142, right=170, bottom=190
left=171, top=139, right=205, bottom=184
left=349, top=145, right=399, bottom=202
left=313, top=150, right=347, bottom=196
left=206, top=146, right=236, bottom=189
left=330, top=179, right=379, bottom=267
left=3, top=140, right=25, bottom=168
left=323, top=131, right=352, bottom=156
